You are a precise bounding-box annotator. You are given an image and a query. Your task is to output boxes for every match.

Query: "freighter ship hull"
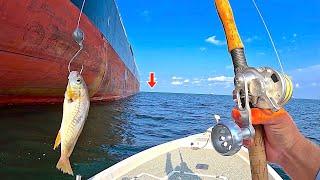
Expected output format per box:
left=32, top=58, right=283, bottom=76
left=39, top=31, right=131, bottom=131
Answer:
left=0, top=0, right=139, bottom=105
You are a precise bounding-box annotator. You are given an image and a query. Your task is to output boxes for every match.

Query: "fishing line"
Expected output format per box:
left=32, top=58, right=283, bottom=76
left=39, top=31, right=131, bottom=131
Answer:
left=68, top=0, right=86, bottom=74
left=252, top=0, right=285, bottom=74
left=77, top=0, right=86, bottom=29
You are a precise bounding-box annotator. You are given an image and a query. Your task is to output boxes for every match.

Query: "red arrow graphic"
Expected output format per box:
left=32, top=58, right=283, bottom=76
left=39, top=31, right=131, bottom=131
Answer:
left=148, top=72, right=157, bottom=88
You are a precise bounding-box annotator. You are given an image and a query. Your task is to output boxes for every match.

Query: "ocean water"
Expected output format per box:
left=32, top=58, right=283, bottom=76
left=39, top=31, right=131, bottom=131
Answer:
left=0, top=92, right=319, bottom=179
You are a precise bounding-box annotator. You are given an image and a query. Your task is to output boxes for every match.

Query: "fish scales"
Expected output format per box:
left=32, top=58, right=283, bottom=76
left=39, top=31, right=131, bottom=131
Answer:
left=54, top=71, right=90, bottom=175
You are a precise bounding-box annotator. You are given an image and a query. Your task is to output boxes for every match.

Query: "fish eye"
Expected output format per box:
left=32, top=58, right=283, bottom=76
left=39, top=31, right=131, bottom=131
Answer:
left=76, top=79, right=81, bottom=83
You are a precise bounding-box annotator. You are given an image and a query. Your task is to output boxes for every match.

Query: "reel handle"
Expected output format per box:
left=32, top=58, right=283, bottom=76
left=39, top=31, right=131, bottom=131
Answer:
left=249, top=125, right=268, bottom=180
left=215, top=0, right=243, bottom=52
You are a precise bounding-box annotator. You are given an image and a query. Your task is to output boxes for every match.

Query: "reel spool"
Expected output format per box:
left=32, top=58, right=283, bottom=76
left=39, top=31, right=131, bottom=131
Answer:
left=211, top=67, right=293, bottom=156
left=247, top=67, right=293, bottom=110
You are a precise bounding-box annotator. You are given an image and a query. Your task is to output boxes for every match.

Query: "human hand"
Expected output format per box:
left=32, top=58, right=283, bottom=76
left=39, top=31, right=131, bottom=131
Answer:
left=231, top=108, right=320, bottom=179
left=231, top=108, right=302, bottom=164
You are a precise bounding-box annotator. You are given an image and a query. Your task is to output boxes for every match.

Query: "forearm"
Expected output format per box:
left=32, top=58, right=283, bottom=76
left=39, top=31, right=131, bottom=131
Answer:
left=279, top=134, right=320, bottom=180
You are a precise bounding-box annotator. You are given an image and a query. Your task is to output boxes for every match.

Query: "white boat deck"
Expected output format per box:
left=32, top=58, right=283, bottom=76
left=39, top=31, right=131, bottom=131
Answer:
left=90, top=129, right=282, bottom=180
left=120, top=147, right=251, bottom=180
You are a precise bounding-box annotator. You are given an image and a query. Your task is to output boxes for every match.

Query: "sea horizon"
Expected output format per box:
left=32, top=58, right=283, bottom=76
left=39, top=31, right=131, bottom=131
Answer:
left=140, top=91, right=320, bottom=101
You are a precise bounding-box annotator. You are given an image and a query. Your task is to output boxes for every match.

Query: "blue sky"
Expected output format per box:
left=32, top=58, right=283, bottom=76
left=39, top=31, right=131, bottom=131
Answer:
left=117, top=0, right=320, bottom=99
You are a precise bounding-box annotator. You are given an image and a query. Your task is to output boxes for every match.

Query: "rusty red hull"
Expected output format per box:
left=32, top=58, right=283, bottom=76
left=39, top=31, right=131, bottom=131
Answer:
left=0, top=0, right=139, bottom=105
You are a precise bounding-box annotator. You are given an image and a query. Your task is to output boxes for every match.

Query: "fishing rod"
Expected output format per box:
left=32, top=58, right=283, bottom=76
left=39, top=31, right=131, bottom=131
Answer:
left=211, top=0, right=293, bottom=179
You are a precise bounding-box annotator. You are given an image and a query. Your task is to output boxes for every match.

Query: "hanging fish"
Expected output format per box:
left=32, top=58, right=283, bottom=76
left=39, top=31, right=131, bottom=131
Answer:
left=53, top=71, right=90, bottom=175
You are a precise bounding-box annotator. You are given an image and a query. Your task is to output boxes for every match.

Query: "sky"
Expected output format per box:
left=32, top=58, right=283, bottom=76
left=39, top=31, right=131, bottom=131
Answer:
left=116, top=0, right=320, bottom=99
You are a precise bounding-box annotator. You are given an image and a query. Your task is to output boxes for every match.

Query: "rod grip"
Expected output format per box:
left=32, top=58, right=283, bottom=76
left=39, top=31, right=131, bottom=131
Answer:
left=214, top=0, right=244, bottom=52
left=248, top=125, right=268, bottom=180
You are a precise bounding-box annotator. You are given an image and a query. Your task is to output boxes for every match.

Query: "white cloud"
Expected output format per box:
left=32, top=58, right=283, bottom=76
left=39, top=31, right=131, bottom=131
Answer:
left=225, top=65, right=233, bottom=69
left=172, top=76, right=183, bottom=80
left=171, top=76, right=190, bottom=86
left=244, top=35, right=259, bottom=43
left=192, top=80, right=201, bottom=84
left=140, top=10, right=151, bottom=22
left=288, top=64, right=320, bottom=99
left=257, top=52, right=266, bottom=56
left=205, top=36, right=226, bottom=46
left=190, top=78, right=207, bottom=85
left=207, top=76, right=233, bottom=82
left=171, top=81, right=183, bottom=85
left=224, top=83, right=232, bottom=88
left=199, top=47, right=207, bottom=52
left=290, top=64, right=320, bottom=91
left=294, top=64, right=320, bottom=72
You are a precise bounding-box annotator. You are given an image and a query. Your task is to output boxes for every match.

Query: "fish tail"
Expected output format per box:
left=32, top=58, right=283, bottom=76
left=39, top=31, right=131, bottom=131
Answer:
left=56, top=155, right=73, bottom=176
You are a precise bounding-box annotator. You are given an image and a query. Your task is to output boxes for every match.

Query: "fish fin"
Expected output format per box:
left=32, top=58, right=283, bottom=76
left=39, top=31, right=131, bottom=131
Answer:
left=56, top=156, right=73, bottom=176
left=53, top=130, right=61, bottom=150
left=66, top=86, right=79, bottom=102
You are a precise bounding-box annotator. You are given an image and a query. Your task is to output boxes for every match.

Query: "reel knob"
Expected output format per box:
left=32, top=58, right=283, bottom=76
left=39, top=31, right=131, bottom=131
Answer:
left=211, top=120, right=244, bottom=156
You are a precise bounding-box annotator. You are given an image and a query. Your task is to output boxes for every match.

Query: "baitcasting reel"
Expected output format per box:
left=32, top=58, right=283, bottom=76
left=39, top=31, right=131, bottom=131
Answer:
left=211, top=67, right=293, bottom=156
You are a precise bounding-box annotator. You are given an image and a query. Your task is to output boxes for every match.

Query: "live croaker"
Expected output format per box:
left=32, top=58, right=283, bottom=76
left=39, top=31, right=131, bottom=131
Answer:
left=53, top=71, right=90, bottom=175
